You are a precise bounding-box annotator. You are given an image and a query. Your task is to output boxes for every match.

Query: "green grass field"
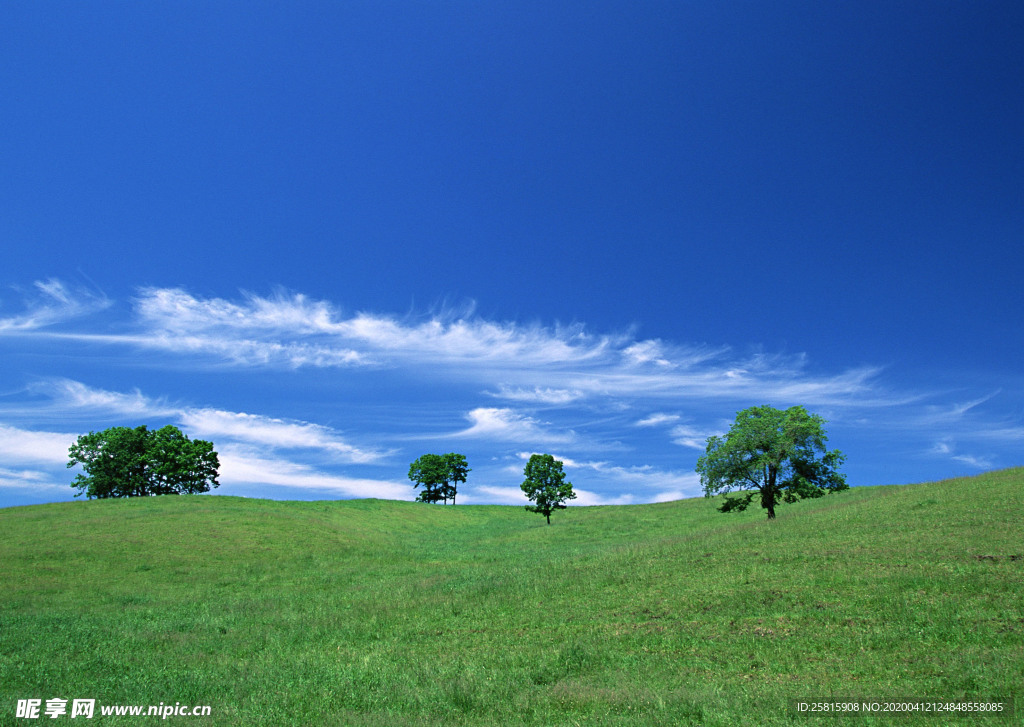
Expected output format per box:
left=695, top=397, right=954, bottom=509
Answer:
left=2, top=469, right=1022, bottom=725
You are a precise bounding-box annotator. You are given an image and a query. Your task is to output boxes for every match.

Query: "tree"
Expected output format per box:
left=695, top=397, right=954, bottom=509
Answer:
left=67, top=425, right=219, bottom=499
left=520, top=453, right=576, bottom=524
left=696, top=405, right=848, bottom=519
left=442, top=453, right=470, bottom=505
left=408, top=453, right=470, bottom=504
left=409, top=453, right=446, bottom=503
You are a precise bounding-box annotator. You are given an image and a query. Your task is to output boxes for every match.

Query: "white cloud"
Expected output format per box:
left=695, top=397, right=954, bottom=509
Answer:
left=919, top=392, right=1001, bottom=425
left=0, top=467, right=69, bottom=494
left=0, top=467, right=49, bottom=481
left=217, top=446, right=409, bottom=499
left=179, top=409, right=387, bottom=463
left=129, top=288, right=877, bottom=410
left=465, top=485, right=529, bottom=505
left=135, top=287, right=333, bottom=334
left=514, top=451, right=701, bottom=494
left=928, top=439, right=994, bottom=470
left=595, top=464, right=699, bottom=490
left=572, top=488, right=635, bottom=506
left=622, top=340, right=674, bottom=367
left=0, top=280, right=110, bottom=332
left=635, top=413, right=680, bottom=427
left=670, top=424, right=713, bottom=450
left=41, top=379, right=177, bottom=417
left=336, top=312, right=607, bottom=365
left=544, top=361, right=885, bottom=408
left=980, top=426, right=1024, bottom=442
left=24, top=380, right=387, bottom=465
left=131, top=288, right=611, bottom=368
left=0, top=424, right=77, bottom=465
left=580, top=462, right=701, bottom=494
left=515, top=451, right=581, bottom=466
left=11, top=285, right=897, bottom=411
left=652, top=489, right=689, bottom=503
left=452, top=408, right=574, bottom=443
left=134, top=332, right=368, bottom=369
left=488, top=386, right=584, bottom=404
left=952, top=454, right=993, bottom=469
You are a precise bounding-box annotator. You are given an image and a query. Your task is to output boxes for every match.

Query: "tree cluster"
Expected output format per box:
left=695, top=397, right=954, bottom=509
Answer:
left=68, top=425, right=220, bottom=499
left=408, top=453, right=470, bottom=504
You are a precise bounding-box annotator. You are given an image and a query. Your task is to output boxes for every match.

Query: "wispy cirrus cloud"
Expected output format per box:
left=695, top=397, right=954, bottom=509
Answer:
left=929, top=439, right=994, bottom=470
left=978, top=426, right=1024, bottom=442
left=636, top=413, right=680, bottom=427
left=952, top=453, right=994, bottom=469
left=514, top=451, right=702, bottom=495
left=917, top=393, right=1002, bottom=426
left=487, top=385, right=585, bottom=405
left=0, top=280, right=110, bottom=332
left=11, top=283, right=894, bottom=409
left=137, top=333, right=369, bottom=369
left=216, top=445, right=408, bottom=499
left=25, top=379, right=387, bottom=465
left=621, top=340, right=676, bottom=368
left=38, top=378, right=178, bottom=418
left=132, top=287, right=610, bottom=368
left=451, top=408, right=575, bottom=444
left=670, top=424, right=717, bottom=450
left=0, top=467, right=69, bottom=494
left=179, top=409, right=388, bottom=463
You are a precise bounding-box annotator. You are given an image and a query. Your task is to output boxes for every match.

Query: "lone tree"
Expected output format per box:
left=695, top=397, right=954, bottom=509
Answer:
left=520, top=453, right=576, bottom=524
left=408, top=453, right=470, bottom=504
left=68, top=425, right=219, bottom=499
left=696, top=405, right=848, bottom=519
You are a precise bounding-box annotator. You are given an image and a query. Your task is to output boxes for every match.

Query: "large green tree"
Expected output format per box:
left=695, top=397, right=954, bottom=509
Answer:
left=696, top=405, right=848, bottom=519
left=520, top=453, right=576, bottom=524
left=67, top=425, right=219, bottom=499
left=408, top=453, right=470, bottom=504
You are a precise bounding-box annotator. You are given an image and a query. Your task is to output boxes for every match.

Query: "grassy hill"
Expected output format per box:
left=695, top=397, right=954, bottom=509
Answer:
left=2, top=469, right=1022, bottom=726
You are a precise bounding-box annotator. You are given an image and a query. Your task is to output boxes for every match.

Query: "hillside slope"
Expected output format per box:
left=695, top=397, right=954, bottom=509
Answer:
left=2, top=470, right=1022, bottom=726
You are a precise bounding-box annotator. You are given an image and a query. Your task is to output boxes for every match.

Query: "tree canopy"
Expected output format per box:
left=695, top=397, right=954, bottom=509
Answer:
left=408, top=453, right=470, bottom=504
left=520, top=453, right=576, bottom=524
left=696, top=405, right=848, bottom=519
left=67, top=425, right=219, bottom=499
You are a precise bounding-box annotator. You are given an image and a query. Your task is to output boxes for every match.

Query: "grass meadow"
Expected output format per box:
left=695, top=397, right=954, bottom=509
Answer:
left=1, top=469, right=1022, bottom=725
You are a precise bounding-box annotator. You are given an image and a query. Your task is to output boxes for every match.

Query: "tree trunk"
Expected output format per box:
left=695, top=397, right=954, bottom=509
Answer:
left=546, top=512, right=551, bottom=525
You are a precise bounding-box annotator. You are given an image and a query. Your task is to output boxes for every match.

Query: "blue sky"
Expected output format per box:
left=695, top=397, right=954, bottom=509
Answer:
left=2, top=2, right=1022, bottom=509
